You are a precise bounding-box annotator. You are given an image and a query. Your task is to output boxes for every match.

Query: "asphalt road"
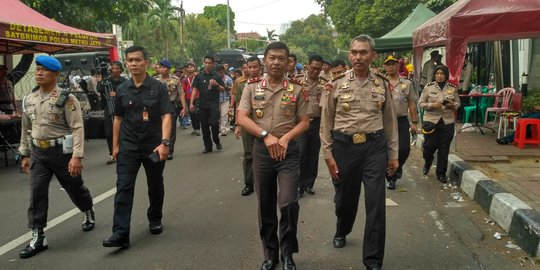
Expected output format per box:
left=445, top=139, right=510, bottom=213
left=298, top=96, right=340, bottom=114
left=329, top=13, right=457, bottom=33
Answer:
left=0, top=127, right=536, bottom=270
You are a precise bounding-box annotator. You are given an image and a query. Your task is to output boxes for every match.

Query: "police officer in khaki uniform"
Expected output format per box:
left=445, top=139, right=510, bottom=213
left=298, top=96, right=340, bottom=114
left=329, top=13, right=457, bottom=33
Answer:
left=382, top=55, right=419, bottom=190
left=298, top=54, right=327, bottom=196
left=238, top=42, right=309, bottom=270
left=320, top=35, right=398, bottom=270
left=420, top=50, right=441, bottom=90
left=155, top=59, right=186, bottom=160
left=234, top=56, right=261, bottom=196
left=286, top=53, right=304, bottom=80
left=18, top=56, right=95, bottom=259
left=419, top=65, right=460, bottom=183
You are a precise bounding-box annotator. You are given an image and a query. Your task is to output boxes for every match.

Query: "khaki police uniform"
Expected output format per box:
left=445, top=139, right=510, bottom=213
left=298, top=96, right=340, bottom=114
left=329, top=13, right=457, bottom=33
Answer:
left=320, top=71, right=398, bottom=268
left=19, top=87, right=93, bottom=229
left=156, top=74, right=182, bottom=154
left=235, top=76, right=255, bottom=189
left=420, top=59, right=436, bottom=88
left=238, top=75, right=309, bottom=260
left=388, top=77, right=417, bottom=182
left=298, top=75, right=327, bottom=192
left=418, top=82, right=460, bottom=179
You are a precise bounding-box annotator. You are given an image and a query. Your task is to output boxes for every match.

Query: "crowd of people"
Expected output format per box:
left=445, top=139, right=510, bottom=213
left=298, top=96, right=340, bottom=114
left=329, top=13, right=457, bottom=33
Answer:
left=9, top=34, right=487, bottom=270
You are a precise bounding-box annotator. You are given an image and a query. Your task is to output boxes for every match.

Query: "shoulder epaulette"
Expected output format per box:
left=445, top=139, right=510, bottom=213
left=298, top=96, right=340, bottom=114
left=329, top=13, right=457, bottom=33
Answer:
left=448, top=82, right=456, bottom=88
left=426, top=82, right=436, bottom=86
left=319, top=76, right=329, bottom=83
left=248, top=77, right=262, bottom=84
left=171, top=75, right=180, bottom=80
left=375, top=73, right=389, bottom=83
left=289, top=78, right=303, bottom=85
left=330, top=73, right=345, bottom=82
left=236, top=77, right=248, bottom=83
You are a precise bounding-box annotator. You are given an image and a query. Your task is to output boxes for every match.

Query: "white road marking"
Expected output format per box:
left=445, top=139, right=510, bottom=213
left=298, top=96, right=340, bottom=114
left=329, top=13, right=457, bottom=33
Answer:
left=428, top=210, right=445, bottom=232
left=386, top=198, right=398, bottom=206
left=0, top=188, right=116, bottom=257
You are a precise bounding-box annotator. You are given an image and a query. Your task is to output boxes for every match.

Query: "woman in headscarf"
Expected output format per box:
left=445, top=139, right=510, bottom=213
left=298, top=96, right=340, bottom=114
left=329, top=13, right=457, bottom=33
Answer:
left=418, top=65, right=460, bottom=183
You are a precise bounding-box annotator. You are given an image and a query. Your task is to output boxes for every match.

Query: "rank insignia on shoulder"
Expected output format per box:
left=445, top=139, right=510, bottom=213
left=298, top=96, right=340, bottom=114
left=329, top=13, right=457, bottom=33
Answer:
left=319, top=77, right=329, bottom=83
left=374, top=73, right=389, bottom=83
left=289, top=78, right=302, bottom=85
left=248, top=77, right=262, bottom=84
left=448, top=83, right=457, bottom=88
left=330, top=73, right=345, bottom=82
left=426, top=82, right=436, bottom=86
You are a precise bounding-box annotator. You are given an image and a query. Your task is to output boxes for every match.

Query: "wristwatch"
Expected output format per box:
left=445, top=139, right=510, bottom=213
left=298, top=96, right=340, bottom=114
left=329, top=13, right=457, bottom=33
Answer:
left=259, top=130, right=269, bottom=139
left=161, top=139, right=170, bottom=146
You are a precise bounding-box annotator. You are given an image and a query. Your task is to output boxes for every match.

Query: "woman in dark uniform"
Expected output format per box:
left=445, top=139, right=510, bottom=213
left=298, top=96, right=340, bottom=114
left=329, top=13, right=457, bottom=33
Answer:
left=418, top=65, right=460, bottom=183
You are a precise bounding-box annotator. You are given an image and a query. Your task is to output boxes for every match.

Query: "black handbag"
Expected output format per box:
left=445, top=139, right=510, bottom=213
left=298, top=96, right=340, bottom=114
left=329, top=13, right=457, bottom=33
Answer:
left=421, top=121, right=436, bottom=135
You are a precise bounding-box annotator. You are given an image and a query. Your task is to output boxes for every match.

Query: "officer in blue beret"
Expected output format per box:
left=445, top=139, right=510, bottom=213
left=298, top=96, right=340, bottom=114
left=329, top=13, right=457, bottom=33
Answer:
left=18, top=55, right=95, bottom=259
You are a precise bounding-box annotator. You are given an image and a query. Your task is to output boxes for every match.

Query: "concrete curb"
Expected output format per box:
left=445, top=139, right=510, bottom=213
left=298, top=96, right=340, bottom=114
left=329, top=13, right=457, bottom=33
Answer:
left=447, top=154, right=540, bottom=257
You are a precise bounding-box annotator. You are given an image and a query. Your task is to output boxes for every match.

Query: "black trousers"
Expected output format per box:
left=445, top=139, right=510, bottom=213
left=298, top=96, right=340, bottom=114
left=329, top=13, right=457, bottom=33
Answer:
left=28, top=145, right=93, bottom=229
left=170, top=104, right=179, bottom=153
left=387, top=116, right=411, bottom=182
left=298, top=117, right=321, bottom=190
left=104, top=115, right=113, bottom=155
left=198, top=105, right=220, bottom=149
left=190, top=99, right=201, bottom=130
left=252, top=139, right=300, bottom=260
left=112, top=152, right=165, bottom=238
left=241, top=130, right=255, bottom=185
left=422, top=119, right=455, bottom=178
left=333, top=135, right=387, bottom=268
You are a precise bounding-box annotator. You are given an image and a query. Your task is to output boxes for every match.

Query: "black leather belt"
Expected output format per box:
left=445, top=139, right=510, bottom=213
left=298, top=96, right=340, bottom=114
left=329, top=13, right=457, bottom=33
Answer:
left=331, top=129, right=383, bottom=144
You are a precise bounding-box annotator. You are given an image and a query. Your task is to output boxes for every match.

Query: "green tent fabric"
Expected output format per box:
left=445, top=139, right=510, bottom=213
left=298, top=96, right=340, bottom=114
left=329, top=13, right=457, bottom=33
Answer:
left=374, top=3, right=436, bottom=52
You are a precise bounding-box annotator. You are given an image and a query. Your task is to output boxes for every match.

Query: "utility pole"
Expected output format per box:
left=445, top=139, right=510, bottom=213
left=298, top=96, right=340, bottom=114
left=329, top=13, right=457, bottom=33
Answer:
left=226, top=0, right=231, bottom=48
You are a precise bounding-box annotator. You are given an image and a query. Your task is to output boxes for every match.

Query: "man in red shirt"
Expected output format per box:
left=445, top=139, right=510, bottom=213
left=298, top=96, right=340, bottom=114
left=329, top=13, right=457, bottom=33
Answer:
left=182, top=63, right=200, bottom=136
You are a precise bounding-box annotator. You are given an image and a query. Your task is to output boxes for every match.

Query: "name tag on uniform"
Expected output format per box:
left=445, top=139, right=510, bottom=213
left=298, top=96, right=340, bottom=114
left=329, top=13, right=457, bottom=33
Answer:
left=142, top=111, right=149, bottom=121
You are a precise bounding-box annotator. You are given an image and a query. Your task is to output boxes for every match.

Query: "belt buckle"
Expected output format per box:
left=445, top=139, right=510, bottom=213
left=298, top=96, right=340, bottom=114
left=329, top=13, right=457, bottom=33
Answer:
left=37, top=140, right=50, bottom=148
left=352, top=133, right=366, bottom=144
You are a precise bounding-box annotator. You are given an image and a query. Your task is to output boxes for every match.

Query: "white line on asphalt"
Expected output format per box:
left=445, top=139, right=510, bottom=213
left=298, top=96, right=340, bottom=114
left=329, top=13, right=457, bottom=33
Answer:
left=0, top=187, right=116, bottom=257
left=428, top=210, right=445, bottom=232
left=386, top=198, right=398, bottom=206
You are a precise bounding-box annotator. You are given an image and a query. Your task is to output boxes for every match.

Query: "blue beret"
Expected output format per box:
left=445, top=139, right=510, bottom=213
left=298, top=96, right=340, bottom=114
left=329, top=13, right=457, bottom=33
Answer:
left=296, top=63, right=303, bottom=70
left=36, top=55, right=62, bottom=71
left=159, top=59, right=171, bottom=69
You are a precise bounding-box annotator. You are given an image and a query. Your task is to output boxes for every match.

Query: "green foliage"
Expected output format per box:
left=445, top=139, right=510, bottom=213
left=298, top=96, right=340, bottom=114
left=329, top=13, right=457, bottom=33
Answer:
left=288, top=45, right=309, bottom=64
left=21, top=0, right=151, bottom=33
left=279, top=14, right=336, bottom=62
left=148, top=0, right=180, bottom=59
left=318, top=0, right=458, bottom=48
left=232, top=39, right=266, bottom=54
left=266, top=29, right=278, bottom=41
left=522, top=91, right=540, bottom=114
left=425, top=0, right=457, bottom=14
left=200, top=4, right=235, bottom=34
left=184, top=14, right=227, bottom=65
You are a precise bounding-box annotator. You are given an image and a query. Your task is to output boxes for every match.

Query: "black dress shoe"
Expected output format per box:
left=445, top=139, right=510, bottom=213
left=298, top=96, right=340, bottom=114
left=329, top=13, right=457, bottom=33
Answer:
left=260, top=259, right=278, bottom=270
left=496, top=138, right=509, bottom=145
left=202, top=148, right=212, bottom=153
left=333, top=235, right=346, bottom=248
left=103, top=235, right=130, bottom=248
left=216, top=143, right=223, bottom=150
left=387, top=180, right=396, bottom=190
left=149, top=223, right=163, bottom=234
left=423, top=163, right=431, bottom=175
left=19, top=228, right=47, bottom=259
left=306, top=187, right=315, bottom=195
left=437, top=175, right=447, bottom=183
left=281, top=256, right=296, bottom=270
left=82, top=208, right=95, bottom=231
left=167, top=154, right=173, bottom=160
left=241, top=185, right=254, bottom=196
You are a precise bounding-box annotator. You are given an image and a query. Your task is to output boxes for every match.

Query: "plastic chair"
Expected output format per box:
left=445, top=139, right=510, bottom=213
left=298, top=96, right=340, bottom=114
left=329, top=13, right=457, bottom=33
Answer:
left=513, top=118, right=540, bottom=149
left=484, top=87, right=515, bottom=127
left=462, top=86, right=487, bottom=123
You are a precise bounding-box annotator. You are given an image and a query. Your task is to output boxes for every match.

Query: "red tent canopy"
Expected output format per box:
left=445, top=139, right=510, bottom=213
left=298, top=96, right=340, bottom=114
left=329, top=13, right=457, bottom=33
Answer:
left=0, top=0, right=117, bottom=54
left=412, top=0, right=540, bottom=84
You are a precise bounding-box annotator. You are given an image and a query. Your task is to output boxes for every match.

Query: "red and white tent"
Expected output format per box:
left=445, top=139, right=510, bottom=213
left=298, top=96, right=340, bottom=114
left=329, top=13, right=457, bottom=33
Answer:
left=0, top=0, right=117, bottom=55
left=413, top=0, right=540, bottom=84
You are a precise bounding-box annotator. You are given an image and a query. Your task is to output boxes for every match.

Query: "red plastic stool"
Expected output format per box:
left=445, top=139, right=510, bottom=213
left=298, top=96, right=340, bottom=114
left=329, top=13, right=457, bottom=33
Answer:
left=513, top=118, right=540, bottom=149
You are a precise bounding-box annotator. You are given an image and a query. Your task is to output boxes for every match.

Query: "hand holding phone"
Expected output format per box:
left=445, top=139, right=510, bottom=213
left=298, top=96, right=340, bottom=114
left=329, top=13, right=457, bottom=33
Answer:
left=149, top=151, right=161, bottom=163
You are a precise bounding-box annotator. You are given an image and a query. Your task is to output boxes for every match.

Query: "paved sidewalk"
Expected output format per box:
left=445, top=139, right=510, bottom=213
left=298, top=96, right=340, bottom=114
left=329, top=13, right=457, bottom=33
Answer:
left=415, top=123, right=540, bottom=257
